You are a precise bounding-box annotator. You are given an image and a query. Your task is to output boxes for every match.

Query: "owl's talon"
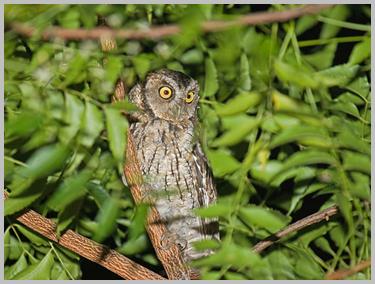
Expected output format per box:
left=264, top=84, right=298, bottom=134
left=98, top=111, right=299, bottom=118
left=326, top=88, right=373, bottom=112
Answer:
left=177, top=239, right=187, bottom=251
left=160, top=232, right=175, bottom=250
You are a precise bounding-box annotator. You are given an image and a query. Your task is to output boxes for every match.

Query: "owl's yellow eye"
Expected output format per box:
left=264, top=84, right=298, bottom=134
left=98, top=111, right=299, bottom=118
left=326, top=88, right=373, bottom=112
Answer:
left=159, top=86, right=173, bottom=99
left=185, top=91, right=195, bottom=103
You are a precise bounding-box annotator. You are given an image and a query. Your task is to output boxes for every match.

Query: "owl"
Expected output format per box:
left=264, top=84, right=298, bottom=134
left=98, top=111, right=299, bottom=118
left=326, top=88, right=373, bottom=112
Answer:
left=126, top=69, right=219, bottom=263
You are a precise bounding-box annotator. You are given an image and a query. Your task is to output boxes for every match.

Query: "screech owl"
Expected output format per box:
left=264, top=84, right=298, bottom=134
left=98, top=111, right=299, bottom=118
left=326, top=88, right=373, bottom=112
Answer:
left=126, top=69, right=219, bottom=262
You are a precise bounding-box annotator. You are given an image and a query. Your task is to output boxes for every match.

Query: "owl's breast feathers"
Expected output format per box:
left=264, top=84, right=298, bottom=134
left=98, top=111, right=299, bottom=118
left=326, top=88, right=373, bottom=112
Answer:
left=129, top=118, right=219, bottom=261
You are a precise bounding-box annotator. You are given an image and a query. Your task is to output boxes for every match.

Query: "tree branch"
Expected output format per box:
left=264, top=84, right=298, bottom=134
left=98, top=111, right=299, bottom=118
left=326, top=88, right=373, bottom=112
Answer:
left=8, top=4, right=334, bottom=41
left=3, top=191, right=165, bottom=280
left=252, top=205, right=339, bottom=253
left=325, top=259, right=371, bottom=280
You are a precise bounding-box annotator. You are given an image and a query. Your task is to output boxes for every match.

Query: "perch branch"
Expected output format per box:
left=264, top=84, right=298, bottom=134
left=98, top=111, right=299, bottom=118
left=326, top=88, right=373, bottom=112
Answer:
left=8, top=4, right=333, bottom=41
left=3, top=191, right=165, bottom=280
left=325, top=259, right=371, bottom=280
left=252, top=205, right=339, bottom=253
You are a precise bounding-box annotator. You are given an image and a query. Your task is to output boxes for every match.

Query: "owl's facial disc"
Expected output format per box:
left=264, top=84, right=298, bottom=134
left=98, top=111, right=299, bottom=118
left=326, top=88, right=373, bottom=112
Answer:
left=144, top=69, right=199, bottom=123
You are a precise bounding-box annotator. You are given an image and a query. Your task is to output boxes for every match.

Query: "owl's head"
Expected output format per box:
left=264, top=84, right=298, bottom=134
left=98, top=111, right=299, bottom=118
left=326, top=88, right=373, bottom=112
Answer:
left=129, top=69, right=199, bottom=123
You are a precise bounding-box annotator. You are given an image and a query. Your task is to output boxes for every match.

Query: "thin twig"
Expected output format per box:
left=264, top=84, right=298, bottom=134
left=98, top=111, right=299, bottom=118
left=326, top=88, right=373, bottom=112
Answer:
left=252, top=205, right=339, bottom=253
left=8, top=4, right=334, bottom=41
left=3, top=191, right=165, bottom=280
left=325, top=259, right=371, bottom=280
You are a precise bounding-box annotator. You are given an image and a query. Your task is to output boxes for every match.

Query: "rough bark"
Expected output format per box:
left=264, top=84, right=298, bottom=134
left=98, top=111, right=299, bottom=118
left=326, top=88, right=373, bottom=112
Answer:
left=3, top=191, right=165, bottom=280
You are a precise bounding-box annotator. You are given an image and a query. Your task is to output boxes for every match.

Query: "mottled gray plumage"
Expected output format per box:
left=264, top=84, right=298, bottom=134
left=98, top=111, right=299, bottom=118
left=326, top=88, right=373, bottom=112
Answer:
left=127, top=69, right=219, bottom=262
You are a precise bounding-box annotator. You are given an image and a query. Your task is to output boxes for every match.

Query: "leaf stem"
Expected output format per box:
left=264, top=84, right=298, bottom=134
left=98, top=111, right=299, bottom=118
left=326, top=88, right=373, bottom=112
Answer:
left=4, top=156, right=28, bottom=167
left=317, top=16, right=370, bottom=32
left=49, top=242, right=75, bottom=280
left=298, top=36, right=367, bottom=47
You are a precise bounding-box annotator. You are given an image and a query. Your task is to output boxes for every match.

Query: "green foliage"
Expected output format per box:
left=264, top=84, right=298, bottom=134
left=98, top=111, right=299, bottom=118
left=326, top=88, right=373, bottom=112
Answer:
left=4, top=4, right=371, bottom=280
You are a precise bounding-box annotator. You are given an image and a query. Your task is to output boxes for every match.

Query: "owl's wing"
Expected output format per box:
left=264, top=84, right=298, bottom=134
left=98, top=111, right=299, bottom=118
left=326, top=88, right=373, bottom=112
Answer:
left=192, top=143, right=219, bottom=239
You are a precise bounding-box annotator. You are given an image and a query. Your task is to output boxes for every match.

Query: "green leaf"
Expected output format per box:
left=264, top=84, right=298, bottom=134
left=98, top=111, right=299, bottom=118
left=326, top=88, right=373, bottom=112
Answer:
left=203, top=57, right=219, bottom=97
left=329, top=223, right=346, bottom=249
left=50, top=264, right=69, bottom=280
left=61, top=54, right=87, bottom=87
left=271, top=150, right=336, bottom=182
left=111, top=99, right=138, bottom=112
left=215, top=91, right=262, bottom=116
left=336, top=192, right=354, bottom=233
left=213, top=116, right=258, bottom=147
left=86, top=182, right=110, bottom=208
left=314, top=237, right=336, bottom=257
left=78, top=218, right=98, bottom=235
left=320, top=5, right=349, bottom=39
left=181, top=49, right=204, bottom=64
left=239, top=205, right=290, bottom=233
left=201, top=271, right=222, bottom=280
left=287, top=183, right=326, bottom=215
left=271, top=90, right=309, bottom=112
left=5, top=112, right=43, bottom=139
left=288, top=244, right=324, bottom=279
left=118, top=234, right=148, bottom=255
left=128, top=203, right=148, bottom=240
left=238, top=53, right=251, bottom=91
left=342, top=150, right=370, bottom=175
left=335, top=127, right=370, bottom=155
left=93, top=197, right=121, bottom=242
left=266, top=249, right=295, bottom=280
left=337, top=91, right=365, bottom=106
left=297, top=224, right=330, bottom=246
left=5, top=180, right=47, bottom=215
left=11, top=143, right=69, bottom=196
left=57, top=198, right=83, bottom=234
left=296, top=15, right=317, bottom=35
left=5, top=253, right=28, bottom=280
left=329, top=101, right=360, bottom=118
left=59, top=93, right=85, bottom=144
left=132, top=54, right=152, bottom=79
left=5, top=228, right=10, bottom=261
left=288, top=151, right=337, bottom=168
left=104, top=56, right=123, bottom=84
left=192, top=239, right=220, bottom=251
left=269, top=125, right=332, bottom=148
left=273, top=113, right=301, bottom=128
left=349, top=172, right=370, bottom=200
left=346, top=76, right=370, bottom=100
left=195, top=203, right=232, bottom=218
left=14, top=224, right=47, bottom=246
left=104, top=106, right=128, bottom=164
left=251, top=160, right=283, bottom=184
left=304, top=43, right=337, bottom=70
left=47, top=170, right=91, bottom=211
left=274, top=59, right=318, bottom=88
left=317, top=64, right=359, bottom=87
left=8, top=236, right=28, bottom=260
left=13, top=249, right=55, bottom=280
left=348, top=37, right=371, bottom=65
left=53, top=247, right=81, bottom=278
left=80, top=101, right=104, bottom=148
left=207, top=149, right=241, bottom=177
left=192, top=242, right=261, bottom=269
left=224, top=272, right=247, bottom=280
